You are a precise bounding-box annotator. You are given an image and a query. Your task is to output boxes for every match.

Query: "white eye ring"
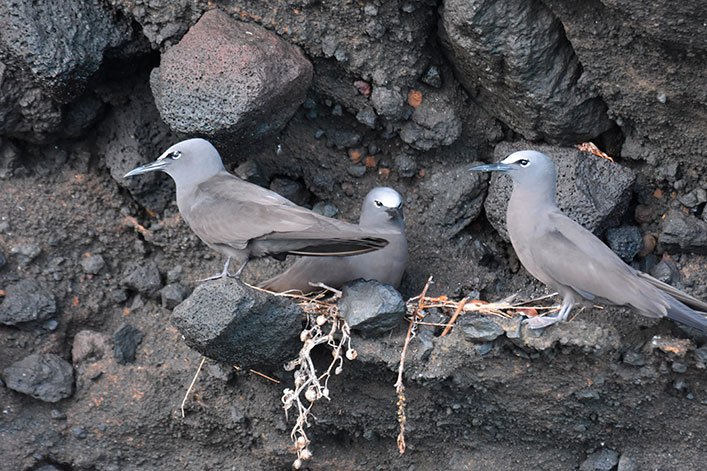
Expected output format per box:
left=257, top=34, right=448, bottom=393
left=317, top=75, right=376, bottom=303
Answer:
left=171, top=151, right=182, bottom=160
left=518, top=159, right=530, bottom=167
left=374, top=200, right=383, bottom=208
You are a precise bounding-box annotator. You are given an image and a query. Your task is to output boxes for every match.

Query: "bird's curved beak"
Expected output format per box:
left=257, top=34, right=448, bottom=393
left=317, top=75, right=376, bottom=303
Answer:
left=469, top=162, right=514, bottom=173
left=124, top=160, right=169, bottom=178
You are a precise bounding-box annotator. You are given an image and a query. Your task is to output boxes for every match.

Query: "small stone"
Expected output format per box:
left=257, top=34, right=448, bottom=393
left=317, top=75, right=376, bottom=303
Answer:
left=3, top=353, right=74, bottom=402
left=617, top=454, right=638, bottom=471
left=671, top=361, right=687, bottom=373
left=269, top=177, right=311, bottom=206
left=695, top=346, right=707, bottom=364
left=50, top=409, right=66, bottom=420
left=43, top=319, right=59, bottom=331
left=575, top=389, right=601, bottom=401
left=167, top=265, right=184, bottom=283
left=0, top=279, right=57, bottom=326
left=233, top=160, right=268, bottom=187
left=312, top=202, right=338, bottom=218
left=354, top=80, right=371, bottom=97
left=356, top=107, right=377, bottom=128
left=160, top=283, right=188, bottom=309
left=207, top=362, right=235, bottom=382
left=393, top=153, right=418, bottom=178
left=579, top=448, right=620, bottom=471
left=71, top=426, right=88, bottom=439
left=637, top=234, right=656, bottom=257
left=606, top=226, right=643, bottom=261
left=121, top=261, right=162, bottom=295
left=634, top=204, right=654, bottom=224
left=313, top=129, right=325, bottom=140
left=328, top=129, right=362, bottom=149
left=113, top=324, right=144, bottom=364
left=459, top=317, right=504, bottom=342
left=371, top=86, right=405, bottom=119
left=622, top=351, right=646, bottom=367
left=659, top=209, right=707, bottom=253
left=10, top=241, right=41, bottom=265
left=0, top=249, right=6, bottom=269
left=332, top=103, right=343, bottom=116
left=338, top=280, right=406, bottom=337
left=678, top=188, right=707, bottom=208
left=79, top=254, right=105, bottom=274
left=72, top=330, right=110, bottom=365
left=650, top=258, right=678, bottom=284
left=109, top=289, right=128, bottom=304
left=363, top=4, right=378, bottom=15
left=421, top=65, right=443, bottom=88
left=347, top=165, right=367, bottom=178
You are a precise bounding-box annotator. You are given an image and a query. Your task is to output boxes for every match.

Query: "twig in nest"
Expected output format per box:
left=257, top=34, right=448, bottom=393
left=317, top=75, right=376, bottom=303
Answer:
left=249, top=369, right=280, bottom=384
left=440, top=296, right=468, bottom=337
left=181, top=356, right=206, bottom=418
left=281, top=296, right=355, bottom=469
left=395, top=275, right=433, bottom=454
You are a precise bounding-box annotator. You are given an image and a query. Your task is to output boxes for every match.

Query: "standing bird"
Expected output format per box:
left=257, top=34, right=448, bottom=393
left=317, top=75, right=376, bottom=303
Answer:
left=124, top=138, right=388, bottom=278
left=260, top=187, right=408, bottom=293
left=470, top=150, right=707, bottom=332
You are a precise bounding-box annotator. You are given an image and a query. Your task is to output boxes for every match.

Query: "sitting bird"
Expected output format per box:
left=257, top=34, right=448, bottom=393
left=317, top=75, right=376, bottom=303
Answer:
left=470, top=150, right=707, bottom=332
left=260, top=187, right=408, bottom=293
left=125, top=138, right=388, bottom=279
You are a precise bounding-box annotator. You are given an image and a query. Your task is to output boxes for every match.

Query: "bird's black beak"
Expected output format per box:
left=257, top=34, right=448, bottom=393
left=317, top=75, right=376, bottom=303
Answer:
left=124, top=159, right=169, bottom=178
left=469, top=162, right=514, bottom=173
left=386, top=206, right=404, bottom=220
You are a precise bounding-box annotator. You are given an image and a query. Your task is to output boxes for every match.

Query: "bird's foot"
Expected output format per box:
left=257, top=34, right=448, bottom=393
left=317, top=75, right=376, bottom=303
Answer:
left=522, top=315, right=562, bottom=330
left=198, top=257, right=239, bottom=282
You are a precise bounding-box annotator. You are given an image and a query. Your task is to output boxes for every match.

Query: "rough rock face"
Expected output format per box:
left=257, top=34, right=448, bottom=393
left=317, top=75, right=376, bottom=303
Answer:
left=0, top=279, right=56, bottom=326
left=0, top=0, right=135, bottom=142
left=543, top=0, right=707, bottom=168
left=439, top=0, right=612, bottom=143
left=484, top=142, right=636, bottom=240
left=172, top=278, right=303, bottom=370
left=151, top=9, right=313, bottom=146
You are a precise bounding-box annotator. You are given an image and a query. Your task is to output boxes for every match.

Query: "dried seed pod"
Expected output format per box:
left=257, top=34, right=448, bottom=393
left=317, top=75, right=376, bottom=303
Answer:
left=295, top=436, right=307, bottom=449
left=305, top=387, right=318, bottom=402
left=316, top=315, right=327, bottom=326
left=300, top=448, right=313, bottom=460
left=293, top=458, right=302, bottom=469
left=300, top=330, right=310, bottom=342
left=346, top=349, right=358, bottom=360
left=335, top=365, right=343, bottom=375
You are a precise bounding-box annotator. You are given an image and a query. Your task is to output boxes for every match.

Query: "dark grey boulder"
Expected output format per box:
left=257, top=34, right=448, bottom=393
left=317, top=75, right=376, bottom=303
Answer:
left=121, top=260, right=162, bottom=295
left=150, top=9, right=313, bottom=146
left=338, top=280, right=406, bottom=337
left=439, top=0, right=611, bottom=143
left=113, top=324, right=144, bottom=365
left=420, top=163, right=488, bottom=239
left=659, top=210, right=707, bottom=254
left=484, top=142, right=636, bottom=241
left=172, top=278, right=303, bottom=370
left=0, top=279, right=56, bottom=326
left=3, top=353, right=74, bottom=402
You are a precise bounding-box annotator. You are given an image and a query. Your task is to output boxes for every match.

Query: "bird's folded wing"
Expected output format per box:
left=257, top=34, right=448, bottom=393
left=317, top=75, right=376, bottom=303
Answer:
left=185, top=175, right=387, bottom=251
left=534, top=212, right=667, bottom=316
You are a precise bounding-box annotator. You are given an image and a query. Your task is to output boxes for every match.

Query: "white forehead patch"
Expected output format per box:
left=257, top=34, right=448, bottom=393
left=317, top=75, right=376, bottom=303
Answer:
left=371, top=188, right=403, bottom=208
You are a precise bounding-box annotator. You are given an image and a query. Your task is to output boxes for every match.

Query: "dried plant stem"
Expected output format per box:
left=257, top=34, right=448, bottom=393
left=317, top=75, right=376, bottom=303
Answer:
left=181, top=356, right=206, bottom=418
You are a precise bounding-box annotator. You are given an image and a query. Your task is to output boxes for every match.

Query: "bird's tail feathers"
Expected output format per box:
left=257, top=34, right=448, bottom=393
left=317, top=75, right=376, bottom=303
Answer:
left=639, top=272, right=707, bottom=311
left=665, top=295, right=707, bottom=333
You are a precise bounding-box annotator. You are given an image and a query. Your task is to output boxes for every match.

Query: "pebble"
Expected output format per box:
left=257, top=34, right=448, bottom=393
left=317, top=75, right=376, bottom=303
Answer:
left=579, top=448, right=619, bottom=471
left=312, top=202, right=338, bottom=218
left=80, top=254, right=105, bottom=274
left=71, top=426, right=88, bottom=439
left=160, top=283, right=188, bottom=309
left=121, top=261, right=162, bottom=295
left=606, top=226, right=643, bottom=261
left=347, top=165, right=367, bottom=178
left=459, top=317, right=504, bottom=342
left=0, top=249, right=6, bottom=269
left=10, top=241, right=41, bottom=265
left=113, top=324, right=144, bottom=364
left=421, top=65, right=443, bottom=88
left=622, top=351, right=646, bottom=367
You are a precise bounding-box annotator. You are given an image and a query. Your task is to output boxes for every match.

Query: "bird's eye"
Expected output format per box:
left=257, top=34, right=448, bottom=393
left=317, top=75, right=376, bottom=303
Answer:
left=374, top=200, right=383, bottom=208
left=170, top=151, right=182, bottom=160
left=517, top=159, right=530, bottom=167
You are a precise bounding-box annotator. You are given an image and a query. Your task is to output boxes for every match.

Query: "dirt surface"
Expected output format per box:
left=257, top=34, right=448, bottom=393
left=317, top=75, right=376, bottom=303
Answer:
left=1, top=2, right=706, bottom=470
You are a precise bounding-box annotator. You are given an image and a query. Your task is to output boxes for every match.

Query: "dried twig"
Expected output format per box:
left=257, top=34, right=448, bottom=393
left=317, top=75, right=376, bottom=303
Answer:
left=181, top=356, right=206, bottom=418
left=249, top=369, right=281, bottom=384
left=395, top=275, right=433, bottom=454
left=440, top=296, right=468, bottom=337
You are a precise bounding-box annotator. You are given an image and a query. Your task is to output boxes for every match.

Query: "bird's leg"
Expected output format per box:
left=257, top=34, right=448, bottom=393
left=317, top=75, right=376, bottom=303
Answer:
left=198, top=257, right=234, bottom=282
left=232, top=259, right=248, bottom=278
left=523, top=299, right=574, bottom=329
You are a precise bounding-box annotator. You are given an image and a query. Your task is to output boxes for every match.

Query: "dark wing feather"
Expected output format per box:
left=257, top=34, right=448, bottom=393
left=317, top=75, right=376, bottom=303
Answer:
left=637, top=272, right=707, bottom=311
